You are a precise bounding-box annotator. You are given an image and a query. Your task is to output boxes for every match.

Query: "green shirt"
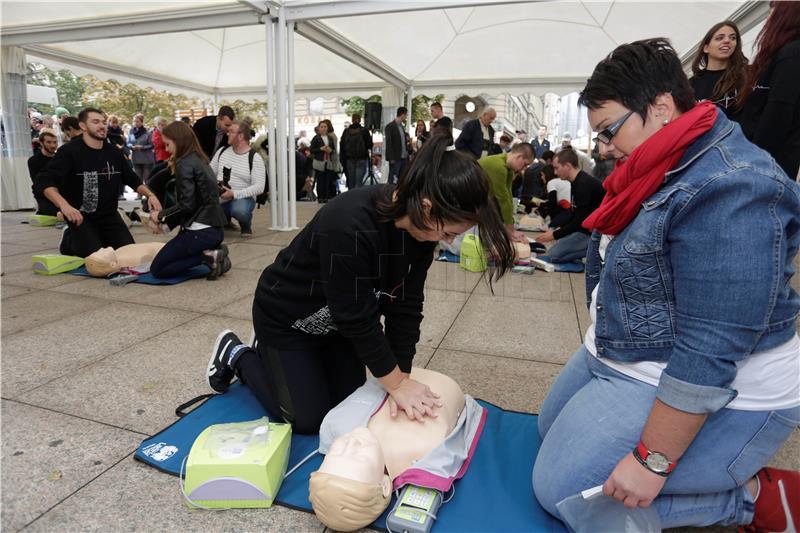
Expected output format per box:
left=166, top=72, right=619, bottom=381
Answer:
left=478, top=153, right=515, bottom=225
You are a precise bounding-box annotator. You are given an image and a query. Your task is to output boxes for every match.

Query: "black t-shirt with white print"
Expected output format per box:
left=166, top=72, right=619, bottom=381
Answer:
left=253, top=185, right=437, bottom=378
left=35, top=136, right=141, bottom=218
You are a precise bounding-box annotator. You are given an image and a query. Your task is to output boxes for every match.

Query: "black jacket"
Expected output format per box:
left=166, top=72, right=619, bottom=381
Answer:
left=740, top=37, right=800, bottom=179
left=192, top=115, right=229, bottom=160
left=383, top=120, right=408, bottom=162
left=532, top=138, right=551, bottom=159
left=455, top=118, right=494, bottom=158
left=157, top=152, right=227, bottom=230
left=553, top=171, right=606, bottom=240
left=339, top=123, right=373, bottom=161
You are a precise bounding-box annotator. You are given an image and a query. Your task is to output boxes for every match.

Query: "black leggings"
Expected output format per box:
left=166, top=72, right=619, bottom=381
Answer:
left=236, top=335, right=366, bottom=434
left=65, top=211, right=135, bottom=258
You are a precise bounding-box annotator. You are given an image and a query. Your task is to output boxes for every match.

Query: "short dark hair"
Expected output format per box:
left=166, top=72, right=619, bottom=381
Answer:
left=510, top=142, right=534, bottom=158
left=578, top=38, right=695, bottom=123
left=217, top=105, right=235, bottom=120
left=541, top=164, right=557, bottom=182
left=38, top=130, right=57, bottom=142
left=352, top=113, right=361, bottom=123
left=499, top=134, right=513, bottom=144
left=554, top=147, right=579, bottom=168
left=397, top=106, right=408, bottom=117
left=430, top=102, right=443, bottom=110
left=541, top=150, right=555, bottom=161
left=78, top=107, right=104, bottom=123
left=62, top=116, right=80, bottom=131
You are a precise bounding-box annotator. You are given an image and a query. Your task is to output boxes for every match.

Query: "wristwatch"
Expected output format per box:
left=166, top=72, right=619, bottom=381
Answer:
left=633, top=441, right=676, bottom=477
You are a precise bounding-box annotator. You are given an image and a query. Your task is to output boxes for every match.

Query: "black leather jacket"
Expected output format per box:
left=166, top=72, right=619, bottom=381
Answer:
left=158, top=152, right=227, bottom=229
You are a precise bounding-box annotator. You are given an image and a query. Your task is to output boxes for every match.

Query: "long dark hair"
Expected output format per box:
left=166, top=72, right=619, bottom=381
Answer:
left=739, top=2, right=800, bottom=108
left=162, top=121, right=207, bottom=174
left=375, top=133, right=514, bottom=282
left=691, top=21, right=748, bottom=103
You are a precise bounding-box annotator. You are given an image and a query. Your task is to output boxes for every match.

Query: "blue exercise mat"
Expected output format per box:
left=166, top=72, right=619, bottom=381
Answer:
left=535, top=256, right=585, bottom=273
left=69, top=265, right=209, bottom=285
left=436, top=250, right=461, bottom=263
left=135, top=381, right=565, bottom=533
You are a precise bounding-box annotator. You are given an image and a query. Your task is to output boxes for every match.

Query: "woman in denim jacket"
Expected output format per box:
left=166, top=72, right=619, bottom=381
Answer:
left=533, top=39, right=800, bottom=531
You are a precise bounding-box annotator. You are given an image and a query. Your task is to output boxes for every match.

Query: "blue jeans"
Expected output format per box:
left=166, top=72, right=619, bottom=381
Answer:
left=388, top=158, right=407, bottom=185
left=221, top=197, right=255, bottom=233
left=533, top=346, right=800, bottom=528
left=150, top=226, right=223, bottom=279
left=548, top=231, right=590, bottom=263
left=344, top=159, right=367, bottom=189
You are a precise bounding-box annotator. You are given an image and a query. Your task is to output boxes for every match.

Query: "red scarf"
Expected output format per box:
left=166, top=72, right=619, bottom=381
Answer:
left=582, top=102, right=717, bottom=235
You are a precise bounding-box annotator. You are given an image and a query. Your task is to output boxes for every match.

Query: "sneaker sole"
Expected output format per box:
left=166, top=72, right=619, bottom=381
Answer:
left=207, top=329, right=234, bottom=392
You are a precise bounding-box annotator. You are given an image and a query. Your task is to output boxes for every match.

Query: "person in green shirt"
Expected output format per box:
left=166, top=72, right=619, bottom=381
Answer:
left=478, top=142, right=534, bottom=243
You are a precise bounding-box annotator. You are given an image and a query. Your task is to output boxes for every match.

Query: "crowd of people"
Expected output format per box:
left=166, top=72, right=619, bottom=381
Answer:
left=22, top=3, right=800, bottom=530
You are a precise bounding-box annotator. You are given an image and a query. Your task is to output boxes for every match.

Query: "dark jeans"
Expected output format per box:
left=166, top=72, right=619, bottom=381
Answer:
left=235, top=334, right=366, bottom=434
left=63, top=211, right=135, bottom=258
left=150, top=226, right=223, bottom=278
left=343, top=159, right=368, bottom=189
left=221, top=198, right=255, bottom=233
left=315, top=169, right=338, bottom=201
left=33, top=192, right=59, bottom=216
left=388, top=158, right=407, bottom=185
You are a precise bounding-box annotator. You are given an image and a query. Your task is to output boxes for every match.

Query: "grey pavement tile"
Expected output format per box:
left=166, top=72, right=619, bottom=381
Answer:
left=226, top=242, right=281, bottom=266
left=1, top=290, right=109, bottom=336
left=414, top=346, right=435, bottom=368
left=2, top=302, right=199, bottom=397
left=1, top=283, right=35, bottom=300
left=0, top=269, right=83, bottom=290
left=247, top=230, right=303, bottom=247
left=473, top=269, right=574, bottom=301
left=424, top=261, right=483, bottom=293
left=216, top=291, right=254, bottom=321
left=2, top=228, right=62, bottom=248
left=426, top=349, right=562, bottom=414
left=418, top=289, right=468, bottom=350
left=235, top=244, right=285, bottom=271
left=49, top=276, right=162, bottom=304
left=441, top=294, right=582, bottom=364
left=770, top=428, right=800, bottom=470
left=22, top=458, right=325, bottom=533
left=569, top=273, right=591, bottom=338
left=144, top=267, right=261, bottom=313
left=24, top=315, right=253, bottom=435
left=1, top=243, right=53, bottom=257
left=1, top=400, right=143, bottom=533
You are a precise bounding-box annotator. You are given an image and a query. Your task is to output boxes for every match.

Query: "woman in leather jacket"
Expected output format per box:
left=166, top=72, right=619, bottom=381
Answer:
left=148, top=121, right=230, bottom=280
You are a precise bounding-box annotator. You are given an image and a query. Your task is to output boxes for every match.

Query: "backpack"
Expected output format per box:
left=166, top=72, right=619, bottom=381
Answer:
left=342, top=126, right=367, bottom=159
left=218, top=145, right=269, bottom=206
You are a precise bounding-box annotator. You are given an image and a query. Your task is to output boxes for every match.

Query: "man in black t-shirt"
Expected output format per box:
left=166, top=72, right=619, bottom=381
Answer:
left=536, top=147, right=605, bottom=263
left=28, top=129, right=59, bottom=216
left=37, top=107, right=162, bottom=258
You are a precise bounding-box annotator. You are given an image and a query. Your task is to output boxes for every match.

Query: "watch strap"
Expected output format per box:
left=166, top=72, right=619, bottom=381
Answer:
left=634, top=441, right=676, bottom=476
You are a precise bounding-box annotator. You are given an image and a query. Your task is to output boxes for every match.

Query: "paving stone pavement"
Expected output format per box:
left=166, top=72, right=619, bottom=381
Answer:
left=1, top=205, right=798, bottom=533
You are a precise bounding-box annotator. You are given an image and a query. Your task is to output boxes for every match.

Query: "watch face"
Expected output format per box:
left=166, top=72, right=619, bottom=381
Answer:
left=646, top=452, right=670, bottom=472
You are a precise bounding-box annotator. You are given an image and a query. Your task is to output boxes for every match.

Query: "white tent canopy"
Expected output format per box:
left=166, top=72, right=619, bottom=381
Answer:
left=1, top=0, right=768, bottom=99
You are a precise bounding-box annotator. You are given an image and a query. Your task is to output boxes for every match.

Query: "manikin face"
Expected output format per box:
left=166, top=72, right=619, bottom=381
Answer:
left=318, top=427, right=386, bottom=486
left=40, top=135, right=58, bottom=156
left=703, top=25, right=737, bottom=65
left=81, top=112, right=107, bottom=141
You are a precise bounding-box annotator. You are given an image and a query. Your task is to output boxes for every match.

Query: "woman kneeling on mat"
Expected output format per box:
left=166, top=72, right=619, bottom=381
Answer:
left=147, top=121, right=230, bottom=280
left=532, top=39, right=800, bottom=530
left=206, top=133, right=515, bottom=434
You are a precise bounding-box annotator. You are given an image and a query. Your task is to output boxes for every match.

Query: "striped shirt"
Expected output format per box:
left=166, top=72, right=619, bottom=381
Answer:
left=209, top=145, right=266, bottom=200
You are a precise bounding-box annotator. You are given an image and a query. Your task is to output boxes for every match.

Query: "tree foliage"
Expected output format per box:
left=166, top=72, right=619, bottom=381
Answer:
left=339, top=94, right=382, bottom=117
left=26, top=63, right=87, bottom=116
left=219, top=99, right=268, bottom=128
left=339, top=93, right=444, bottom=124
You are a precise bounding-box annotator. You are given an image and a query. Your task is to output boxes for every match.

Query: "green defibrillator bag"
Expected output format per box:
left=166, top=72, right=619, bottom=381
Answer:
left=459, top=233, right=488, bottom=273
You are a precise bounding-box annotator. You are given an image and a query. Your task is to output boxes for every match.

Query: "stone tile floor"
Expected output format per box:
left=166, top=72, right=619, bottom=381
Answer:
left=1, top=203, right=798, bottom=533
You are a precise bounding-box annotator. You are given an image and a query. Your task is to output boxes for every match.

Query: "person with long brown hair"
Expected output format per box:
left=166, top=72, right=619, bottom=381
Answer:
left=689, top=21, right=748, bottom=118
left=739, top=1, right=800, bottom=179
left=147, top=121, right=229, bottom=279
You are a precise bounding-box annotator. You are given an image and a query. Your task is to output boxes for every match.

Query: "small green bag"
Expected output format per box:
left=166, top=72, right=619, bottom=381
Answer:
left=459, top=233, right=488, bottom=272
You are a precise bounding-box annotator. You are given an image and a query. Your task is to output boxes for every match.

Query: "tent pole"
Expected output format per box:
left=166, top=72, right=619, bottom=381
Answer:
left=287, top=20, right=297, bottom=229
left=276, top=6, right=289, bottom=229
left=406, top=85, right=414, bottom=137
left=265, top=17, right=278, bottom=229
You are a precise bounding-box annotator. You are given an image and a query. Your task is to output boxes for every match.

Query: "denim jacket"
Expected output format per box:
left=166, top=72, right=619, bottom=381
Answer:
left=585, top=113, right=800, bottom=415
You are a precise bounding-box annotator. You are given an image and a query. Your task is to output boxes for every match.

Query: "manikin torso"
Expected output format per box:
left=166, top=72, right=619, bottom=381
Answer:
left=85, top=242, right=165, bottom=277
left=317, top=368, right=465, bottom=484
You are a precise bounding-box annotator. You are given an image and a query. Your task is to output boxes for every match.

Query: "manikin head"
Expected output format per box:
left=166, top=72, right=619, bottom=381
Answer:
left=85, top=247, right=120, bottom=277
left=309, top=427, right=391, bottom=531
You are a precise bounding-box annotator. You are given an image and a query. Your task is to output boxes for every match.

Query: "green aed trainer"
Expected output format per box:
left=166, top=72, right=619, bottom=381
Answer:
left=182, top=417, right=291, bottom=509
left=31, top=254, right=85, bottom=275
left=28, top=214, right=61, bottom=226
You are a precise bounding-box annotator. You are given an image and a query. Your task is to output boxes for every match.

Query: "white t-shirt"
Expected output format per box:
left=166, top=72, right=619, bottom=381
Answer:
left=584, top=235, right=800, bottom=411
left=547, top=178, right=571, bottom=205
left=210, top=145, right=266, bottom=201
left=480, top=124, right=490, bottom=159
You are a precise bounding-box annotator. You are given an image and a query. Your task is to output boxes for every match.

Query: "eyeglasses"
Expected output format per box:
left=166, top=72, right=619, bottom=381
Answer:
left=593, top=110, right=634, bottom=145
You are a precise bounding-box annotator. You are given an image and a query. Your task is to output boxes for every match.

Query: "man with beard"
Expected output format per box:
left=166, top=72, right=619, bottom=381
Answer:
left=27, top=129, right=60, bottom=216
left=37, top=108, right=162, bottom=258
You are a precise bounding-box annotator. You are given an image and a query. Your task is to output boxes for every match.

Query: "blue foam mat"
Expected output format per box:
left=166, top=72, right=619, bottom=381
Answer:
left=135, top=381, right=565, bottom=532
left=69, top=265, right=209, bottom=284
left=535, top=256, right=585, bottom=273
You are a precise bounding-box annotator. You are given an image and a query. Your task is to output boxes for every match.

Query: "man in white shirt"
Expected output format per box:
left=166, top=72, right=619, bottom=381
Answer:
left=210, top=119, right=266, bottom=237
